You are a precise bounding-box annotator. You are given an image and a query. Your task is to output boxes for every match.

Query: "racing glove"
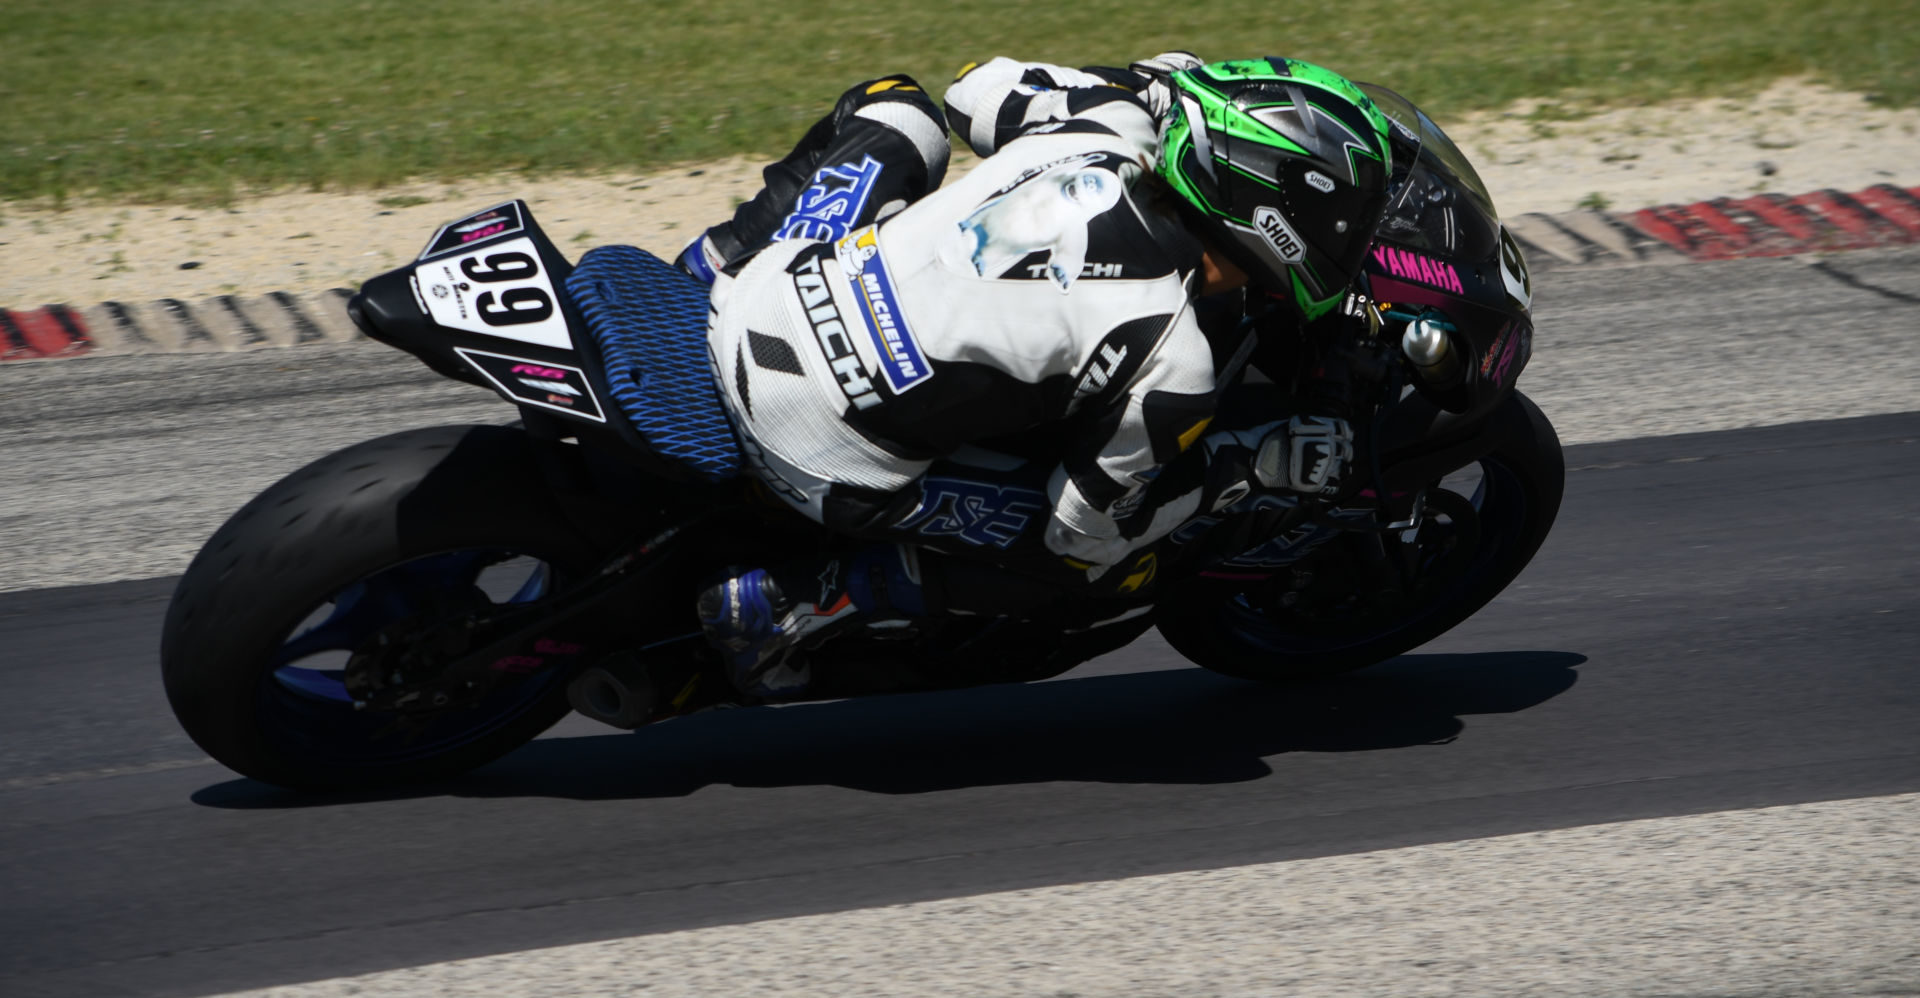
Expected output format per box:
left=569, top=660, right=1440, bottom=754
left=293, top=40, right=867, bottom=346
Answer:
left=1256, top=415, right=1355, bottom=495
left=1200, top=413, right=1356, bottom=507
left=1126, top=51, right=1204, bottom=119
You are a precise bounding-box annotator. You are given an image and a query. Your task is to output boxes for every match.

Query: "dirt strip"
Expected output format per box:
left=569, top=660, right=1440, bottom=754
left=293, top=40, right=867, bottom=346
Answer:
left=2, top=78, right=1916, bottom=314
left=8, top=179, right=1919, bottom=363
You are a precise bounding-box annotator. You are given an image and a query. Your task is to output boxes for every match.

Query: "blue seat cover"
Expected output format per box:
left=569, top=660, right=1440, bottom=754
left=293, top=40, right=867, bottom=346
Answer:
left=565, top=246, right=742, bottom=482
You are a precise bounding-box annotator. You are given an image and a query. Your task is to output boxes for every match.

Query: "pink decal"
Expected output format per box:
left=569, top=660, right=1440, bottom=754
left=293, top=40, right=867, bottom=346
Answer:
left=1367, top=274, right=1455, bottom=311
left=461, top=222, right=508, bottom=243
left=489, top=640, right=584, bottom=674
left=511, top=363, right=567, bottom=379
left=1371, top=245, right=1463, bottom=295
left=1482, top=324, right=1529, bottom=388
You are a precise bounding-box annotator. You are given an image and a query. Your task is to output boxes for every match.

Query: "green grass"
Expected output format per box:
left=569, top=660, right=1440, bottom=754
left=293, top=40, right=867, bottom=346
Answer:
left=3, top=0, right=1915, bottom=204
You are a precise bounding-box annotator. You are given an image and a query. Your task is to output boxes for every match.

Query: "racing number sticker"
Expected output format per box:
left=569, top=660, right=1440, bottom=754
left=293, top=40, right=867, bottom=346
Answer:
left=414, top=236, right=573, bottom=350
left=1498, top=225, right=1533, bottom=310
left=462, top=251, right=555, bottom=327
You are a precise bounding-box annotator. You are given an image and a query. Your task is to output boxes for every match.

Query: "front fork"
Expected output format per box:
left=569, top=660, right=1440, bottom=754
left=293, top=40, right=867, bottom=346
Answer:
left=1174, top=298, right=1458, bottom=580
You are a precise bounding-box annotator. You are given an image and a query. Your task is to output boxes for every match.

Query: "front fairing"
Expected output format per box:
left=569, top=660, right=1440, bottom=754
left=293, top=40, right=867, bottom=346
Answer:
left=1356, top=84, right=1535, bottom=414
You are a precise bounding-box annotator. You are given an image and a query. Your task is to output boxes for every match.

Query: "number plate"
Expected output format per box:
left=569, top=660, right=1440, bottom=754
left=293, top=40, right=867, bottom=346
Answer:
left=1497, top=225, right=1533, bottom=311
left=412, top=236, right=572, bottom=350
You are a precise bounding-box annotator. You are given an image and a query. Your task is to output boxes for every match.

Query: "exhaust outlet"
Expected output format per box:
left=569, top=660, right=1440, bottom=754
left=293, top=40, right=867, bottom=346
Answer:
left=566, top=654, right=656, bottom=729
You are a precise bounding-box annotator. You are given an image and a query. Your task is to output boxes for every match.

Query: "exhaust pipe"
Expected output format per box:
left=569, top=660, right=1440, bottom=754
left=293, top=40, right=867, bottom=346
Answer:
left=566, top=653, right=656, bottom=729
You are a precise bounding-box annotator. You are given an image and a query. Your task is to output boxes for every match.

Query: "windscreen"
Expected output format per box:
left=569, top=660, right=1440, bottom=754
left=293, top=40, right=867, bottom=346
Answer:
left=1356, top=83, right=1502, bottom=263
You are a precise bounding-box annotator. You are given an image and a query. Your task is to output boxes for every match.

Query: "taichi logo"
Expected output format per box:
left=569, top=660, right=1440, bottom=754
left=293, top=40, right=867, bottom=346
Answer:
left=787, top=250, right=880, bottom=411
left=1075, top=342, right=1129, bottom=398
left=1026, top=262, right=1122, bottom=280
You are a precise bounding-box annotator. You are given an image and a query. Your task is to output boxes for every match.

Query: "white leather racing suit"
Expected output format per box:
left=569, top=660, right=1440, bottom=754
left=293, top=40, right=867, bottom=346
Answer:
left=708, top=58, right=1242, bottom=569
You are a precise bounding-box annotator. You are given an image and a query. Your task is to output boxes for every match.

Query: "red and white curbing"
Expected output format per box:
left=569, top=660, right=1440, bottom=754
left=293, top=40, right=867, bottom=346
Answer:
left=0, top=288, right=360, bottom=362
left=1504, top=182, right=1920, bottom=270
left=1627, top=183, right=1920, bottom=260
left=3, top=183, right=1916, bottom=363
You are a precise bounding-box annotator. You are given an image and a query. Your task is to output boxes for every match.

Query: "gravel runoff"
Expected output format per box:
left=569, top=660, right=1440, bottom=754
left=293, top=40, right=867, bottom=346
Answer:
left=2, top=78, right=1917, bottom=310
left=200, top=792, right=1920, bottom=998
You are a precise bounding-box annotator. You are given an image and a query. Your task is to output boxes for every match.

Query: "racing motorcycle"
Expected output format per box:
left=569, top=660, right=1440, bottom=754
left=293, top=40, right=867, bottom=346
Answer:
left=161, top=85, right=1563, bottom=790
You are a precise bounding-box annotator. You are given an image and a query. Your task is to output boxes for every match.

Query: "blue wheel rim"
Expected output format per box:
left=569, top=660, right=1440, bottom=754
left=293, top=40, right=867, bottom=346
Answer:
left=257, top=549, right=570, bottom=767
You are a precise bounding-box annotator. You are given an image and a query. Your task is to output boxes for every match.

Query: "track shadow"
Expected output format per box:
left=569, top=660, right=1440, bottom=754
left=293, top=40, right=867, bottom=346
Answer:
left=195, top=650, right=1583, bottom=808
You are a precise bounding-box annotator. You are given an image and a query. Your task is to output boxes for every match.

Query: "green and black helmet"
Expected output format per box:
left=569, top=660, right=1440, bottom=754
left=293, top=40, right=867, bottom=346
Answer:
left=1159, top=58, right=1393, bottom=320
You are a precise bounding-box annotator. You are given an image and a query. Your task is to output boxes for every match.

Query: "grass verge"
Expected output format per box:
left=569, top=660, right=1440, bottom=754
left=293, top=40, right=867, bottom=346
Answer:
left=3, top=0, right=1915, bottom=204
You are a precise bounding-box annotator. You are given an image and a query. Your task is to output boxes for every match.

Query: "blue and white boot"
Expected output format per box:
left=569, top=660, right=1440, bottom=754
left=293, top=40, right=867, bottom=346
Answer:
left=674, top=232, right=728, bottom=286
left=695, top=548, right=925, bottom=699
left=696, top=569, right=825, bottom=699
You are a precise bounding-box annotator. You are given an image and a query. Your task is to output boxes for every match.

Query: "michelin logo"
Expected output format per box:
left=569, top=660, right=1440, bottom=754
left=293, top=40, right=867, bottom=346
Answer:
left=943, top=153, right=1125, bottom=291
left=838, top=228, right=933, bottom=394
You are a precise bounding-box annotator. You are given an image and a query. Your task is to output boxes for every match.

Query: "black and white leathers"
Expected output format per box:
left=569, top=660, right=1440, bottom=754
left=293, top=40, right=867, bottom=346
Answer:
left=709, top=58, right=1241, bottom=568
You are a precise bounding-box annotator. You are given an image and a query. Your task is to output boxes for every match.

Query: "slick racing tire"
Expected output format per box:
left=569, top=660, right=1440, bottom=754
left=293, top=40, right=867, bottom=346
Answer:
left=1159, top=391, right=1564, bottom=682
left=161, top=424, right=606, bottom=791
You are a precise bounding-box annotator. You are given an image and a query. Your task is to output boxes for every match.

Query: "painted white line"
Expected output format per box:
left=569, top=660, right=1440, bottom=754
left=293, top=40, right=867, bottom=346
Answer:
left=0, top=756, right=215, bottom=792
left=207, top=792, right=1920, bottom=998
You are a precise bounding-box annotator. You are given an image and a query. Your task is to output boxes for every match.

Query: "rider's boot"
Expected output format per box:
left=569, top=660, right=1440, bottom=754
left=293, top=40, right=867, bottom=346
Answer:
left=696, top=545, right=925, bottom=699
left=673, top=233, right=727, bottom=285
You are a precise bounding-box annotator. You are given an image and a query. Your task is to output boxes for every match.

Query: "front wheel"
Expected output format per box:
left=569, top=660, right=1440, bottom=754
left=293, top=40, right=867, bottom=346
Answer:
left=1158, top=391, right=1563, bottom=681
left=161, top=425, right=612, bottom=791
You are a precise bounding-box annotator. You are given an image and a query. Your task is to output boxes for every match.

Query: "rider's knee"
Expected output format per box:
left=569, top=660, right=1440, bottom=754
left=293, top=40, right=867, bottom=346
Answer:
left=832, top=75, right=952, bottom=194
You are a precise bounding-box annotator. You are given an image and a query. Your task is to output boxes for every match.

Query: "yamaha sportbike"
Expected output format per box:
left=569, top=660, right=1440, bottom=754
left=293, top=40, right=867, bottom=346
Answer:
left=162, top=86, right=1563, bottom=790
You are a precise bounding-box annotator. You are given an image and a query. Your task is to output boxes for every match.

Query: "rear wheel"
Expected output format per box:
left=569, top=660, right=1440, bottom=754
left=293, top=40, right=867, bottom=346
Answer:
left=1158, top=392, right=1563, bottom=681
left=161, top=425, right=609, bottom=790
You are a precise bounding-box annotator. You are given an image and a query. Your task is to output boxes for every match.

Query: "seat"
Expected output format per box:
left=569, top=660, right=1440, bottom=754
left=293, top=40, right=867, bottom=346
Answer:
left=565, top=245, right=743, bottom=482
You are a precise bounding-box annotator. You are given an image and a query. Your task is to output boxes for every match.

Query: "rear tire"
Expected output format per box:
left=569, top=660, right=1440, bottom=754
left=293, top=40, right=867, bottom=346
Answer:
left=1158, top=391, right=1563, bottom=681
left=161, top=425, right=608, bottom=791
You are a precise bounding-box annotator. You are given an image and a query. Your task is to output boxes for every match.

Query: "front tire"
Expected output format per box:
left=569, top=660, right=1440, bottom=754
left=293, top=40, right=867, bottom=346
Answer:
left=161, top=425, right=609, bottom=791
left=1159, top=391, right=1564, bottom=681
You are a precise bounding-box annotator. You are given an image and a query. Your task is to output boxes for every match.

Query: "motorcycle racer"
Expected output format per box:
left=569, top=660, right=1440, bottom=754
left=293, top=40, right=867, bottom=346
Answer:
left=688, top=54, right=1396, bottom=697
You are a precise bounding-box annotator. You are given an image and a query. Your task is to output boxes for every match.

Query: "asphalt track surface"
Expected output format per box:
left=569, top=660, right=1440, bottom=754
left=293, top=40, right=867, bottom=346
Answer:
left=1, top=254, right=1917, bottom=996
